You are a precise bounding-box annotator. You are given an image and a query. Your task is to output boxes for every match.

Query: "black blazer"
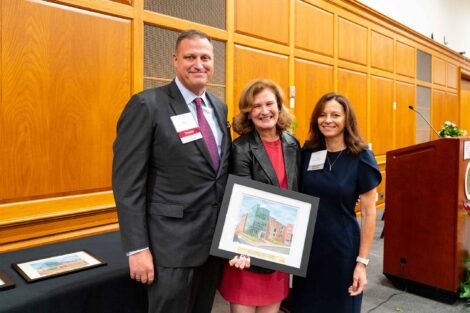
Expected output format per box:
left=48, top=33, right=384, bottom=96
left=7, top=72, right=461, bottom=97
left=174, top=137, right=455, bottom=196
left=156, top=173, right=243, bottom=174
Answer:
left=230, top=131, right=300, bottom=273
left=230, top=131, right=300, bottom=191
left=112, top=80, right=231, bottom=267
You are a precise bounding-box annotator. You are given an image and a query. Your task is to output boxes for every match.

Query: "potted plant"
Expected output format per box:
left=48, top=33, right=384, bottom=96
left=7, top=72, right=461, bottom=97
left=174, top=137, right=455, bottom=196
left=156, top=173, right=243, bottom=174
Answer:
left=461, top=257, right=470, bottom=305
left=439, top=121, right=467, bottom=138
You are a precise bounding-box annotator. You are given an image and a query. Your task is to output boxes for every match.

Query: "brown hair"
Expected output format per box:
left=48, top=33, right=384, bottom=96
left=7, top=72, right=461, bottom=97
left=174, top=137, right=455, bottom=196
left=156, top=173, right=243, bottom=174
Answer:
left=232, top=79, right=293, bottom=135
left=175, top=29, right=212, bottom=52
left=305, top=92, right=367, bottom=155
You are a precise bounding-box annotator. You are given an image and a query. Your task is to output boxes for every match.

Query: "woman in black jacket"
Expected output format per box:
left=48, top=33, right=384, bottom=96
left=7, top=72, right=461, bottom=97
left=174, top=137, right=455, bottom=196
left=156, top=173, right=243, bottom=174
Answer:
left=218, top=79, right=300, bottom=313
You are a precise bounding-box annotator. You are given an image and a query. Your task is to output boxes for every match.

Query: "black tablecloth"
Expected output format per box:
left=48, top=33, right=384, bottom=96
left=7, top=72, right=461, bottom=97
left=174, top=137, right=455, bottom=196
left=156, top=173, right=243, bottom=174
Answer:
left=0, top=232, right=147, bottom=313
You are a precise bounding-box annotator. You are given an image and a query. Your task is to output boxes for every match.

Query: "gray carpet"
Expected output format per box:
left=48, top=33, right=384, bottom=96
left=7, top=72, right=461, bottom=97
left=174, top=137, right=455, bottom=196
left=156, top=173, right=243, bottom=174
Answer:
left=211, top=211, right=470, bottom=312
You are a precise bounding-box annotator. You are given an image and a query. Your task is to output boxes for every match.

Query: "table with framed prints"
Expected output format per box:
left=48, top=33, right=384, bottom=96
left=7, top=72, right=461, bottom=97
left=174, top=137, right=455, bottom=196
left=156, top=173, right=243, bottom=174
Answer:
left=0, top=232, right=147, bottom=313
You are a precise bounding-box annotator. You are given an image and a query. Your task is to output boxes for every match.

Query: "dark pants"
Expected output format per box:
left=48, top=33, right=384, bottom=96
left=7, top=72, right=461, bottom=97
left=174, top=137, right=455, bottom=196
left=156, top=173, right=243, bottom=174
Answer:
left=147, top=256, right=223, bottom=313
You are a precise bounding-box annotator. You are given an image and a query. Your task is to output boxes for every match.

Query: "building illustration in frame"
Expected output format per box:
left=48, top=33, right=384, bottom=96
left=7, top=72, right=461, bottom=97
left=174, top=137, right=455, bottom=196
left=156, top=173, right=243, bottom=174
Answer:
left=235, top=196, right=297, bottom=255
left=32, top=255, right=89, bottom=276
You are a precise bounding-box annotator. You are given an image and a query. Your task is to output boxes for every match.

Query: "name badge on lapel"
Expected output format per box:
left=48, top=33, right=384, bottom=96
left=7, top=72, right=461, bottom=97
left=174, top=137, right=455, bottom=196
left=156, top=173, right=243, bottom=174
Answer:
left=307, top=150, right=327, bottom=171
left=170, top=113, right=202, bottom=144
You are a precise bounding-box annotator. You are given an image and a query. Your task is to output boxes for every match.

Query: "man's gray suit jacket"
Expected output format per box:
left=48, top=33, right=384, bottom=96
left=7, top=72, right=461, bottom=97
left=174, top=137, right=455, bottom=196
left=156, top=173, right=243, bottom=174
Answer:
left=112, top=80, right=231, bottom=268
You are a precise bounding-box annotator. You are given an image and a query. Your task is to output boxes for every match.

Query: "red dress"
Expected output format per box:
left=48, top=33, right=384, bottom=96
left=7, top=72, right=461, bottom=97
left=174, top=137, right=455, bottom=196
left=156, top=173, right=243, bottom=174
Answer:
left=219, top=138, right=290, bottom=306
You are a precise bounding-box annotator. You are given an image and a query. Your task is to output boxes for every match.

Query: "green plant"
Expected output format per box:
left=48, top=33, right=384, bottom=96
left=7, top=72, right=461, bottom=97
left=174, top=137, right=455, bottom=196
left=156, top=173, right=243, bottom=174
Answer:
left=460, top=257, right=470, bottom=305
left=439, top=121, right=467, bottom=138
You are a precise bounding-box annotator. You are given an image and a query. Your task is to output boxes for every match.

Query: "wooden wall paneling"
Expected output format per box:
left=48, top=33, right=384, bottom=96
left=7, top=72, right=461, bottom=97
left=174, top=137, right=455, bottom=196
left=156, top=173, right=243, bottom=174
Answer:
left=370, top=75, right=394, bottom=155
left=132, top=0, right=144, bottom=93
left=334, top=0, right=466, bottom=66
left=376, top=165, right=386, bottom=206
left=1, top=0, right=469, bottom=252
left=226, top=0, right=236, bottom=121
left=110, top=0, right=132, bottom=5
left=338, top=16, right=367, bottom=65
left=370, top=30, right=394, bottom=72
left=295, top=1, right=334, bottom=57
left=446, top=92, right=459, bottom=127
left=337, top=59, right=368, bottom=75
left=431, top=89, right=446, bottom=140
left=447, top=63, right=458, bottom=89
left=50, top=0, right=134, bottom=18
left=461, top=79, right=470, bottom=133
left=433, top=56, right=447, bottom=86
left=396, top=40, right=415, bottom=78
left=370, top=67, right=395, bottom=80
left=320, top=0, right=468, bottom=68
left=1, top=224, right=118, bottom=253
left=294, top=58, right=334, bottom=144
left=142, top=11, right=228, bottom=43
left=391, top=74, right=415, bottom=85
left=0, top=223, right=119, bottom=253
left=233, top=33, right=291, bottom=56
left=395, top=81, right=416, bottom=149
left=235, top=0, right=289, bottom=44
left=1, top=209, right=117, bottom=247
left=431, top=90, right=458, bottom=134
left=233, top=45, right=289, bottom=116
left=0, top=0, right=132, bottom=202
left=0, top=191, right=117, bottom=251
left=294, top=48, right=335, bottom=68
left=289, top=0, right=296, bottom=93
left=337, top=68, right=368, bottom=139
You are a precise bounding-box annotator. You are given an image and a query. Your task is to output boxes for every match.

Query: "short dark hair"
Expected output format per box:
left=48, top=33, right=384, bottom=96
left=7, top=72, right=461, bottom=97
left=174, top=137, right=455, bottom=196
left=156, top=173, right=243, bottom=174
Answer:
left=305, top=92, right=368, bottom=155
left=232, top=79, right=293, bottom=135
left=175, top=29, right=212, bottom=52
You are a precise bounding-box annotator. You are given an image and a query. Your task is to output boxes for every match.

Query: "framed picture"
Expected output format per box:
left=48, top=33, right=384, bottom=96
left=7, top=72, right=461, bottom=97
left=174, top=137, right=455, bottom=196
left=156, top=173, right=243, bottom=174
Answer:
left=210, top=175, right=319, bottom=277
left=0, top=270, right=15, bottom=291
left=12, top=250, right=106, bottom=283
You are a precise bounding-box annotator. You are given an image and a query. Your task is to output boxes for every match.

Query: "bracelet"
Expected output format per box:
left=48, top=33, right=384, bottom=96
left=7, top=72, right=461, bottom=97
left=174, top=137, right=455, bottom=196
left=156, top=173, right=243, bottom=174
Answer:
left=356, top=256, right=369, bottom=266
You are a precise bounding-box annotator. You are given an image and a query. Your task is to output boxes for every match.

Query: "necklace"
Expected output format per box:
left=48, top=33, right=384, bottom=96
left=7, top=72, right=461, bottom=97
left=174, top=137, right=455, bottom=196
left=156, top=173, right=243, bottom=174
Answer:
left=326, top=150, right=343, bottom=171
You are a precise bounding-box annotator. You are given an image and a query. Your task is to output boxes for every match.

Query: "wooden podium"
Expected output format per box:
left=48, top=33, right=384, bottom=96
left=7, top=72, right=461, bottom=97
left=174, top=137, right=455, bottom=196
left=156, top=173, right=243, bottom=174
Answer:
left=383, top=138, right=470, bottom=298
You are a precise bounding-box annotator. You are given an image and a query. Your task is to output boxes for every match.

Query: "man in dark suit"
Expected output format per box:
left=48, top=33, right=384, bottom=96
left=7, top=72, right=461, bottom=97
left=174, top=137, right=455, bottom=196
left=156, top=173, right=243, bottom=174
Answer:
left=112, top=29, right=231, bottom=313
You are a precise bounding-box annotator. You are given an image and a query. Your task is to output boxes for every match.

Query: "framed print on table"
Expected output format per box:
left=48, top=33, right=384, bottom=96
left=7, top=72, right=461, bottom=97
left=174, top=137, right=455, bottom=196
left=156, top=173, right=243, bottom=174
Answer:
left=0, top=270, right=15, bottom=291
left=210, top=175, right=319, bottom=277
left=12, top=250, right=106, bottom=283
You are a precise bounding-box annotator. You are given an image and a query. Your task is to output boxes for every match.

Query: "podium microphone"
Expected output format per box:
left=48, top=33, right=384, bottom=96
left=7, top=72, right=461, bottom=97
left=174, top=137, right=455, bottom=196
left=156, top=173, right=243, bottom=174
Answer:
left=408, top=105, right=441, bottom=138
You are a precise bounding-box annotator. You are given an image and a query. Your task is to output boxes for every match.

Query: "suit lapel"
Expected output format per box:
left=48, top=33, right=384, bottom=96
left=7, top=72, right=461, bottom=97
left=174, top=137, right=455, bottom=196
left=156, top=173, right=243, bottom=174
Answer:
left=250, top=132, right=280, bottom=187
left=207, top=93, right=226, bottom=133
left=167, top=81, right=214, bottom=171
left=167, top=81, right=191, bottom=115
left=281, top=133, right=297, bottom=190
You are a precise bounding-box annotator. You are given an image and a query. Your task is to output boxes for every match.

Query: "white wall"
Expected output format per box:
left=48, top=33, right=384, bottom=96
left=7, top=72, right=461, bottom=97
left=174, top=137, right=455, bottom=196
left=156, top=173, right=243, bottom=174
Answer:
left=358, top=0, right=470, bottom=56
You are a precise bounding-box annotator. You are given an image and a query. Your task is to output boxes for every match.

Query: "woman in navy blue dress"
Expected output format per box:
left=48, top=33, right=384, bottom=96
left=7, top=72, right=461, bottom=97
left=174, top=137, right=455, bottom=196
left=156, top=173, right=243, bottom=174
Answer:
left=291, top=93, right=382, bottom=313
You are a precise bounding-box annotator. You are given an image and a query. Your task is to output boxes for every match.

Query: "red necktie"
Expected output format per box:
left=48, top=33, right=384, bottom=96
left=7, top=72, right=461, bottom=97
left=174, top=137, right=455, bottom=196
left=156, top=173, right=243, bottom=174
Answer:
left=194, top=97, right=220, bottom=171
